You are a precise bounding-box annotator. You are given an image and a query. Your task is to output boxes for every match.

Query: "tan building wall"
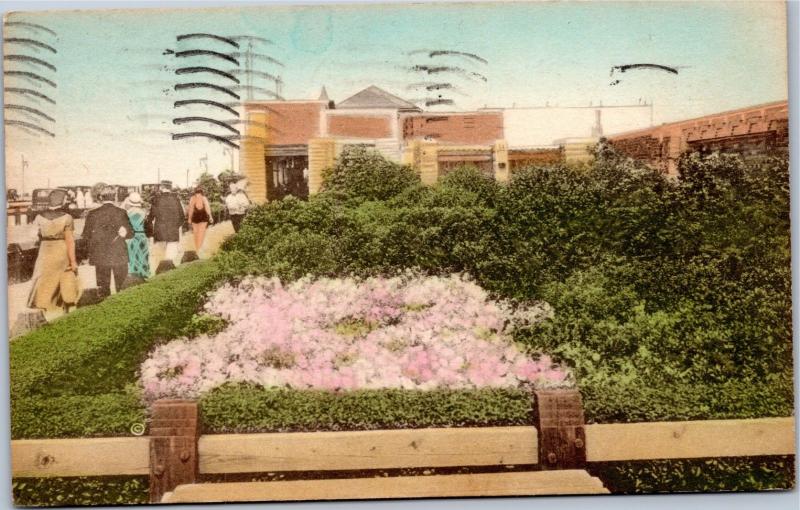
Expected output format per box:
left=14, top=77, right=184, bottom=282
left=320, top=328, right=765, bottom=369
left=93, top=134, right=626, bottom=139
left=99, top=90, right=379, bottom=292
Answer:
left=308, top=138, right=336, bottom=195
left=240, top=111, right=269, bottom=204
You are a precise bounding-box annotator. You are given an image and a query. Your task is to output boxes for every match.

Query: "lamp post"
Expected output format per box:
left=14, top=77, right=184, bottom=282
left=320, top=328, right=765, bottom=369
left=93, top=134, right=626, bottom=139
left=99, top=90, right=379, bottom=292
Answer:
left=21, top=155, right=28, bottom=196
left=223, top=147, right=235, bottom=174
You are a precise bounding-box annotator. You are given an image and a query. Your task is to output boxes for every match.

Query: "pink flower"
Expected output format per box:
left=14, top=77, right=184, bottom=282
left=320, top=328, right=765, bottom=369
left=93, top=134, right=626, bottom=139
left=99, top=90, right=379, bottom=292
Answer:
left=140, top=274, right=572, bottom=399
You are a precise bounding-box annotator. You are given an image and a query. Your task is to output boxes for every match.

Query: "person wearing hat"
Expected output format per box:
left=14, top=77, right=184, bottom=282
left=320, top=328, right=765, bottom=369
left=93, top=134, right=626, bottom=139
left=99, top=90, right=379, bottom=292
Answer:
left=145, top=180, right=185, bottom=267
left=124, top=192, right=150, bottom=279
left=27, top=189, right=79, bottom=319
left=224, top=180, right=251, bottom=233
left=82, top=186, right=135, bottom=298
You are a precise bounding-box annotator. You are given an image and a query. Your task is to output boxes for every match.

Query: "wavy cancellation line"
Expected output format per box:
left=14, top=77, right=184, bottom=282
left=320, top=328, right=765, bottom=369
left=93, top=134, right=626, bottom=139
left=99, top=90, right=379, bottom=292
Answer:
left=173, top=99, right=240, bottom=117
left=4, top=87, right=57, bottom=104
left=4, top=54, right=57, bottom=72
left=172, top=116, right=240, bottom=134
left=171, top=131, right=239, bottom=148
left=177, top=33, right=239, bottom=48
left=175, top=66, right=240, bottom=83
left=4, top=104, right=55, bottom=122
left=5, top=119, right=55, bottom=137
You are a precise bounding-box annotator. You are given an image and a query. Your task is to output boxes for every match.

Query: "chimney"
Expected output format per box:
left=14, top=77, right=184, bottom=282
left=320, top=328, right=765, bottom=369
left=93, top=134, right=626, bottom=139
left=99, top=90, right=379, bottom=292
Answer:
left=591, top=109, right=604, bottom=137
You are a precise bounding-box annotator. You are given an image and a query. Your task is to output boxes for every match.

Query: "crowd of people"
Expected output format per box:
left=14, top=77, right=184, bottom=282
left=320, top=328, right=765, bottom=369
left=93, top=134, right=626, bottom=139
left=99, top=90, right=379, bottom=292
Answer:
left=24, top=180, right=251, bottom=319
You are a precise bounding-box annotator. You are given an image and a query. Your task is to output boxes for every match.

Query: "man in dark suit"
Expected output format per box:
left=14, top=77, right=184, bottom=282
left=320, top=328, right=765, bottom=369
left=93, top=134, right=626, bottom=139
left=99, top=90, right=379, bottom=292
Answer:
left=82, top=186, right=135, bottom=298
left=145, top=180, right=185, bottom=268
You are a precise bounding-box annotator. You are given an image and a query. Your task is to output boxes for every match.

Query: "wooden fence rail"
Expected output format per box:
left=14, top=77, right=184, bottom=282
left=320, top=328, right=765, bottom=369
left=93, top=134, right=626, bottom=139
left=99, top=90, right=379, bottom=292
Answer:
left=199, top=427, right=538, bottom=473
left=585, top=417, right=795, bottom=462
left=9, top=390, right=796, bottom=503
left=12, top=418, right=794, bottom=478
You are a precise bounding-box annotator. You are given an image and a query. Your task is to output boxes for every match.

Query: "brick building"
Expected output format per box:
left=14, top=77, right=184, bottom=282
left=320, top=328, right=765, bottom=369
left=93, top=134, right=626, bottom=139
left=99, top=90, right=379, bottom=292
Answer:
left=240, top=85, right=788, bottom=203
left=240, top=86, right=512, bottom=203
left=606, top=100, right=789, bottom=176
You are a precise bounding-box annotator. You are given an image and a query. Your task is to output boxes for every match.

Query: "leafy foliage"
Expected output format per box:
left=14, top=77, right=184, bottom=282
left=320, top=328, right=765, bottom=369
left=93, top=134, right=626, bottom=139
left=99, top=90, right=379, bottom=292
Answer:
left=590, top=456, right=795, bottom=493
left=11, top=391, right=145, bottom=439
left=321, top=145, right=420, bottom=201
left=10, top=261, right=225, bottom=398
left=220, top=147, right=793, bottom=422
left=199, top=384, right=533, bottom=433
left=10, top=146, right=793, bottom=503
left=12, top=477, right=149, bottom=507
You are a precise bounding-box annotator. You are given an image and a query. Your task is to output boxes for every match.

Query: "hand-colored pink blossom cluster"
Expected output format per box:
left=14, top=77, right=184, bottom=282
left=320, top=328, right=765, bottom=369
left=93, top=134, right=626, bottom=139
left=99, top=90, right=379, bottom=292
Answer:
left=140, top=274, right=571, bottom=400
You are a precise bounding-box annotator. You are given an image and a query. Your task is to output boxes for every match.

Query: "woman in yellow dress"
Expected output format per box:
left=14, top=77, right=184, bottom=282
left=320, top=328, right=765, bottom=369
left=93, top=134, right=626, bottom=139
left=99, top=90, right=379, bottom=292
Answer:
left=27, top=189, right=79, bottom=319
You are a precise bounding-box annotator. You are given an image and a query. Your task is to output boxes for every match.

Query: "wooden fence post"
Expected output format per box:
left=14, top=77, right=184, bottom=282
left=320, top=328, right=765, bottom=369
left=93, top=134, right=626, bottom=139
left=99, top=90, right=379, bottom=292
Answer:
left=533, top=389, right=586, bottom=470
left=149, top=400, right=200, bottom=503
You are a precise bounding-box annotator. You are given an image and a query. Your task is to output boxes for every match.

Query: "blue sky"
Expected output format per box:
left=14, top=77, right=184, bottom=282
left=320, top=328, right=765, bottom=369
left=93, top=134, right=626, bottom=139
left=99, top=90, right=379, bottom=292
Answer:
left=2, top=1, right=788, bottom=191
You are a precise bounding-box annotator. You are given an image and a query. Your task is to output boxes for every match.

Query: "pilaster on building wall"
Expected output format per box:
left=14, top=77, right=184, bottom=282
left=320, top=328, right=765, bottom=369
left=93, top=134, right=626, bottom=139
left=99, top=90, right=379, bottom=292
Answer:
left=561, top=138, right=599, bottom=164
left=493, top=140, right=510, bottom=183
left=240, top=111, right=269, bottom=204
left=308, top=138, right=336, bottom=195
left=417, top=141, right=440, bottom=186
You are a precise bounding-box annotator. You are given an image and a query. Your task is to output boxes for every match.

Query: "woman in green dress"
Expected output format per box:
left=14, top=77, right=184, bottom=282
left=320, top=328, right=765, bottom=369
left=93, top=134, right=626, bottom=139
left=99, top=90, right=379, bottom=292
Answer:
left=123, top=192, right=150, bottom=279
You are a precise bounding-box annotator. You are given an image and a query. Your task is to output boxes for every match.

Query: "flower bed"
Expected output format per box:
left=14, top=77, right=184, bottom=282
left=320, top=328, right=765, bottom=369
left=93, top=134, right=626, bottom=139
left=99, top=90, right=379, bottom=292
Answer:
left=141, top=274, right=571, bottom=400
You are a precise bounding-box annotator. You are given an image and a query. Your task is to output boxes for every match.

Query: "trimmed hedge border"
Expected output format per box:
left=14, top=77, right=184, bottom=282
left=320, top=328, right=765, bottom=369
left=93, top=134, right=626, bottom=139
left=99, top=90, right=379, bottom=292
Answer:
left=589, top=456, right=796, bottom=493
left=10, top=260, right=225, bottom=398
left=11, top=392, right=145, bottom=440
left=12, top=476, right=149, bottom=507
left=199, top=385, right=535, bottom=434
left=580, top=378, right=795, bottom=424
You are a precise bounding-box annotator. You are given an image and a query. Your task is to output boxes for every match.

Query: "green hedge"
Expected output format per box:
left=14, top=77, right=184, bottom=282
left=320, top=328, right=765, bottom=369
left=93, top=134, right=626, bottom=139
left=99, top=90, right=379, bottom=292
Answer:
left=11, top=391, right=145, bottom=440
left=219, top=149, right=793, bottom=424
left=12, top=476, right=148, bottom=507
left=590, top=457, right=795, bottom=493
left=10, top=260, right=224, bottom=398
left=581, top=379, right=795, bottom=424
left=199, top=385, right=534, bottom=433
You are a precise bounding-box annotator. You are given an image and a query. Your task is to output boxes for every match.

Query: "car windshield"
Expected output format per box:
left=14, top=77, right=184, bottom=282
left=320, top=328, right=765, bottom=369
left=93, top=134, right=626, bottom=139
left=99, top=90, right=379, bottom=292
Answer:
left=34, top=190, right=50, bottom=198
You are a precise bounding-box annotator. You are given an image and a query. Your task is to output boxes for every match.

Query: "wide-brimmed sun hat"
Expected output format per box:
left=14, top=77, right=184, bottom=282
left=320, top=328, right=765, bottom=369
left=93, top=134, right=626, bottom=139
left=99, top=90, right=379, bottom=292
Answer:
left=126, top=192, right=143, bottom=206
left=47, top=189, right=68, bottom=209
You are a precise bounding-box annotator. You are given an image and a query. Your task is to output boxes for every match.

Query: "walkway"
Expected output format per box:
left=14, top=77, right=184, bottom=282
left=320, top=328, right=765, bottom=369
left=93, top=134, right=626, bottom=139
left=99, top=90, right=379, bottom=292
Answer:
left=8, top=221, right=235, bottom=335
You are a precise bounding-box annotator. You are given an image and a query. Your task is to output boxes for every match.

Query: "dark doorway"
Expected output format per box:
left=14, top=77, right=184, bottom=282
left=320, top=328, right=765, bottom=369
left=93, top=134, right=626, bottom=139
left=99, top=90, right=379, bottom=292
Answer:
left=266, top=155, right=309, bottom=201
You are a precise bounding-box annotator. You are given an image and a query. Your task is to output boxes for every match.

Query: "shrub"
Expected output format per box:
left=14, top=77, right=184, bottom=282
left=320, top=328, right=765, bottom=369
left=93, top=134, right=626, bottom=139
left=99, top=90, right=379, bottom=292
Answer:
left=10, top=260, right=225, bottom=398
left=321, top=145, right=420, bottom=201
left=12, top=476, right=149, bottom=507
left=199, top=384, right=534, bottom=433
left=590, top=457, right=795, bottom=493
left=219, top=149, right=792, bottom=423
left=11, top=391, right=145, bottom=439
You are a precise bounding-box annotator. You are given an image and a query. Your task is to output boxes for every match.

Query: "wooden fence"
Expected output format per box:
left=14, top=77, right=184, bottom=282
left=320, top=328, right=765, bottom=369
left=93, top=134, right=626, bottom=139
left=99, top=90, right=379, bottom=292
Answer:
left=10, top=390, right=796, bottom=504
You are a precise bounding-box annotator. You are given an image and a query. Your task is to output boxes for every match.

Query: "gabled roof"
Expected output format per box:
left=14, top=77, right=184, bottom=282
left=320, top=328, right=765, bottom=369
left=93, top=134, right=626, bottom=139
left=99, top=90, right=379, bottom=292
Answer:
left=337, top=85, right=421, bottom=111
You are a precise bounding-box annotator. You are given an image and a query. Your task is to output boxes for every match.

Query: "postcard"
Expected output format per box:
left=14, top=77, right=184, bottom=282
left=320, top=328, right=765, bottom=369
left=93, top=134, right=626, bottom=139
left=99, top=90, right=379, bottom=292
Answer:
left=4, top=1, right=795, bottom=507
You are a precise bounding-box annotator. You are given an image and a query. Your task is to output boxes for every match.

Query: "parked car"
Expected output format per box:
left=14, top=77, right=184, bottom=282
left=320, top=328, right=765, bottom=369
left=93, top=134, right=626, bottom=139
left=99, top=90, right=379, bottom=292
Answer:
left=27, top=188, right=65, bottom=222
